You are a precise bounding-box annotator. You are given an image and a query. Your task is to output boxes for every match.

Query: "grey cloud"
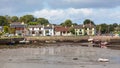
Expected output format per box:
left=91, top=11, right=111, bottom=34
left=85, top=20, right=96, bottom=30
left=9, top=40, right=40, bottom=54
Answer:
left=48, top=0, right=120, bottom=8
left=0, top=0, right=45, bottom=15
left=0, top=0, right=120, bottom=16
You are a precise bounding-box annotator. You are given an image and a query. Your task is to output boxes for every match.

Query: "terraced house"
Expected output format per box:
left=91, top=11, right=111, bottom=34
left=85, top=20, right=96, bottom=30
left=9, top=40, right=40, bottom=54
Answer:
left=74, top=25, right=85, bottom=36
left=10, top=22, right=28, bottom=36
left=43, top=25, right=54, bottom=36
left=74, top=24, right=96, bottom=36
left=28, top=25, right=43, bottom=36
left=54, top=26, right=71, bottom=36
left=9, top=23, right=96, bottom=36
left=84, top=24, right=96, bottom=35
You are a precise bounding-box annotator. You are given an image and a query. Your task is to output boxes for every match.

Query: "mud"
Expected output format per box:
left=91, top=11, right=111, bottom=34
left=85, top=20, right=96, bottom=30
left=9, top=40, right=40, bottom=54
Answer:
left=0, top=43, right=120, bottom=68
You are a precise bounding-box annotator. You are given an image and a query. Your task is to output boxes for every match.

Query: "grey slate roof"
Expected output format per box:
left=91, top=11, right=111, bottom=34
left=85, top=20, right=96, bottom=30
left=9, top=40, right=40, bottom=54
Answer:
left=74, top=25, right=84, bottom=29
left=29, top=25, right=43, bottom=28
left=84, top=24, right=96, bottom=28
left=10, top=22, right=27, bottom=28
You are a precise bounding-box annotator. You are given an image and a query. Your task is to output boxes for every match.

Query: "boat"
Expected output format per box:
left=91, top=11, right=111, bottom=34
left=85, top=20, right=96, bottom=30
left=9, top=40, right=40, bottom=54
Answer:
left=19, top=39, right=30, bottom=44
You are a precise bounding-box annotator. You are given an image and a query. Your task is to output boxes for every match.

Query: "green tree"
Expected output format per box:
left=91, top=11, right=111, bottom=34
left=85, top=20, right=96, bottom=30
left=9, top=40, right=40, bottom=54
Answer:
left=37, top=18, right=49, bottom=25
left=61, top=19, right=73, bottom=27
left=4, top=15, right=11, bottom=24
left=99, top=23, right=108, bottom=34
left=72, top=23, right=78, bottom=26
left=3, top=26, right=9, bottom=33
left=69, top=27, right=75, bottom=35
left=11, top=16, right=19, bottom=22
left=83, top=19, right=95, bottom=25
left=28, top=22, right=39, bottom=25
left=0, top=16, right=8, bottom=26
left=113, top=23, right=118, bottom=27
left=108, top=24, right=114, bottom=32
left=20, top=15, right=34, bottom=23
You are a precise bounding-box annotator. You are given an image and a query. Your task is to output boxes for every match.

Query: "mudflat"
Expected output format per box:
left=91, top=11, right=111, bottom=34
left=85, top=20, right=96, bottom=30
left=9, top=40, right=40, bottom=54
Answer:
left=0, top=43, right=120, bottom=68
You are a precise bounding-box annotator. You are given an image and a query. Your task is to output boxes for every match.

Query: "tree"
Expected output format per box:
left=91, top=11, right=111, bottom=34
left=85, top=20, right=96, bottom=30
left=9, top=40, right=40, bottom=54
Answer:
left=99, top=23, right=108, bottom=34
left=61, top=19, right=73, bottom=27
left=37, top=18, right=49, bottom=25
left=83, top=19, right=95, bottom=25
left=108, top=24, right=114, bottom=32
left=20, top=15, right=34, bottom=23
left=0, top=16, right=8, bottom=26
left=28, top=22, right=39, bottom=25
left=113, top=23, right=118, bottom=27
left=11, top=16, right=19, bottom=22
left=72, top=23, right=78, bottom=26
left=3, top=26, right=9, bottom=33
left=4, top=15, right=11, bottom=23
left=69, top=27, right=75, bottom=35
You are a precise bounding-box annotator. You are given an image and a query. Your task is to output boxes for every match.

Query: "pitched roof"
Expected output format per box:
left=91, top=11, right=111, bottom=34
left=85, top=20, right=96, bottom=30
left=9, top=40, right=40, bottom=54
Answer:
left=55, top=26, right=70, bottom=32
left=84, top=24, right=96, bottom=28
left=10, top=22, right=27, bottom=28
left=29, top=25, right=43, bottom=28
left=74, top=25, right=84, bottom=29
left=44, top=25, right=53, bottom=29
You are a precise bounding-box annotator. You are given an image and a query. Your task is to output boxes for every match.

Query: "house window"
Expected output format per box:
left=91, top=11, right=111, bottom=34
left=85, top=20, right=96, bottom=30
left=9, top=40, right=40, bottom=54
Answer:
left=63, top=31, right=66, bottom=34
left=79, top=29, right=82, bottom=31
left=89, top=28, right=92, bottom=30
left=32, top=31, right=35, bottom=34
left=85, top=28, right=87, bottom=30
left=67, top=31, right=70, bottom=33
left=79, top=32, right=82, bottom=34
left=45, top=30, right=49, bottom=35
left=45, top=30, right=49, bottom=33
left=39, top=31, right=42, bottom=34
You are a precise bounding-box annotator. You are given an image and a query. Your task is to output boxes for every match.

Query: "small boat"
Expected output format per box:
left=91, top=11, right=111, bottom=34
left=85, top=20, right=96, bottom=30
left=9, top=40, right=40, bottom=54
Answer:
left=88, top=38, right=93, bottom=41
left=19, top=39, right=29, bottom=44
left=98, top=58, right=109, bottom=62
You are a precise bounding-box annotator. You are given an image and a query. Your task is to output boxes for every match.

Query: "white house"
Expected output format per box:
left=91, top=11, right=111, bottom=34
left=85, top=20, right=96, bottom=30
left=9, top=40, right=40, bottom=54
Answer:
left=28, top=25, right=43, bottom=36
left=43, top=25, right=54, bottom=36
left=84, top=24, right=96, bottom=35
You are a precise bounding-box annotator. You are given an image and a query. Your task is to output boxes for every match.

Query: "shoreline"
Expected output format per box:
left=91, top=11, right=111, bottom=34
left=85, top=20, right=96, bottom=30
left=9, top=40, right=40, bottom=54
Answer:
left=0, top=36, right=119, bottom=50
left=0, top=42, right=119, bottom=50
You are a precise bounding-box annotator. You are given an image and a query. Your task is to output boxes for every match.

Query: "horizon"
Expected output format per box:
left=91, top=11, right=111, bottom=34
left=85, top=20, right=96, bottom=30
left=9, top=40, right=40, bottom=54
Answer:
left=0, top=0, right=120, bottom=24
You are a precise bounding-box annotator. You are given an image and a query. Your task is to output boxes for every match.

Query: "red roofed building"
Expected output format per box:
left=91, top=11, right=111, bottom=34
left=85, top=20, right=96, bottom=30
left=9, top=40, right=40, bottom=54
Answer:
left=54, top=26, right=72, bottom=36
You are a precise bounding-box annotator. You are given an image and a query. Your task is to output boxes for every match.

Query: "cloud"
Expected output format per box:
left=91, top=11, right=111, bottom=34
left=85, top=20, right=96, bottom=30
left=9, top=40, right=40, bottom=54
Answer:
left=31, top=7, right=120, bottom=24
left=0, top=0, right=45, bottom=15
left=0, top=0, right=120, bottom=15
left=31, top=8, right=93, bottom=24
left=48, top=0, right=120, bottom=8
left=0, top=0, right=120, bottom=24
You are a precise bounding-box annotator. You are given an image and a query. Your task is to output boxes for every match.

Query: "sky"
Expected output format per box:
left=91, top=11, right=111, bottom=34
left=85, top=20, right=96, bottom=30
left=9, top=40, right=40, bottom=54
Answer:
left=0, top=0, right=120, bottom=24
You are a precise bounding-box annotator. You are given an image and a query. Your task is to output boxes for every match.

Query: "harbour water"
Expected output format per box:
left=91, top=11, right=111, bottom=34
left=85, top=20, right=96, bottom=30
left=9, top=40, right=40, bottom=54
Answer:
left=0, top=43, right=120, bottom=68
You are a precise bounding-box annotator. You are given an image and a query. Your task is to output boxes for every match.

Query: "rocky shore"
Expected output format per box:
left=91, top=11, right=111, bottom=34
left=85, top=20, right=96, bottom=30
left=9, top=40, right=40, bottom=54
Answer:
left=0, top=36, right=119, bottom=49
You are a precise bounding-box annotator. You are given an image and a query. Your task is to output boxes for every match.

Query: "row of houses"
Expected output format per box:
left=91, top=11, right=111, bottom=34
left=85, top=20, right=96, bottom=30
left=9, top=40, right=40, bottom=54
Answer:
left=6, top=22, right=96, bottom=36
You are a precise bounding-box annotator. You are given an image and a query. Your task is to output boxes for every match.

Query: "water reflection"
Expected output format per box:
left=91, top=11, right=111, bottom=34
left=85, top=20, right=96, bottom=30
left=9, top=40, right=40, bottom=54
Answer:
left=20, top=46, right=96, bottom=57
